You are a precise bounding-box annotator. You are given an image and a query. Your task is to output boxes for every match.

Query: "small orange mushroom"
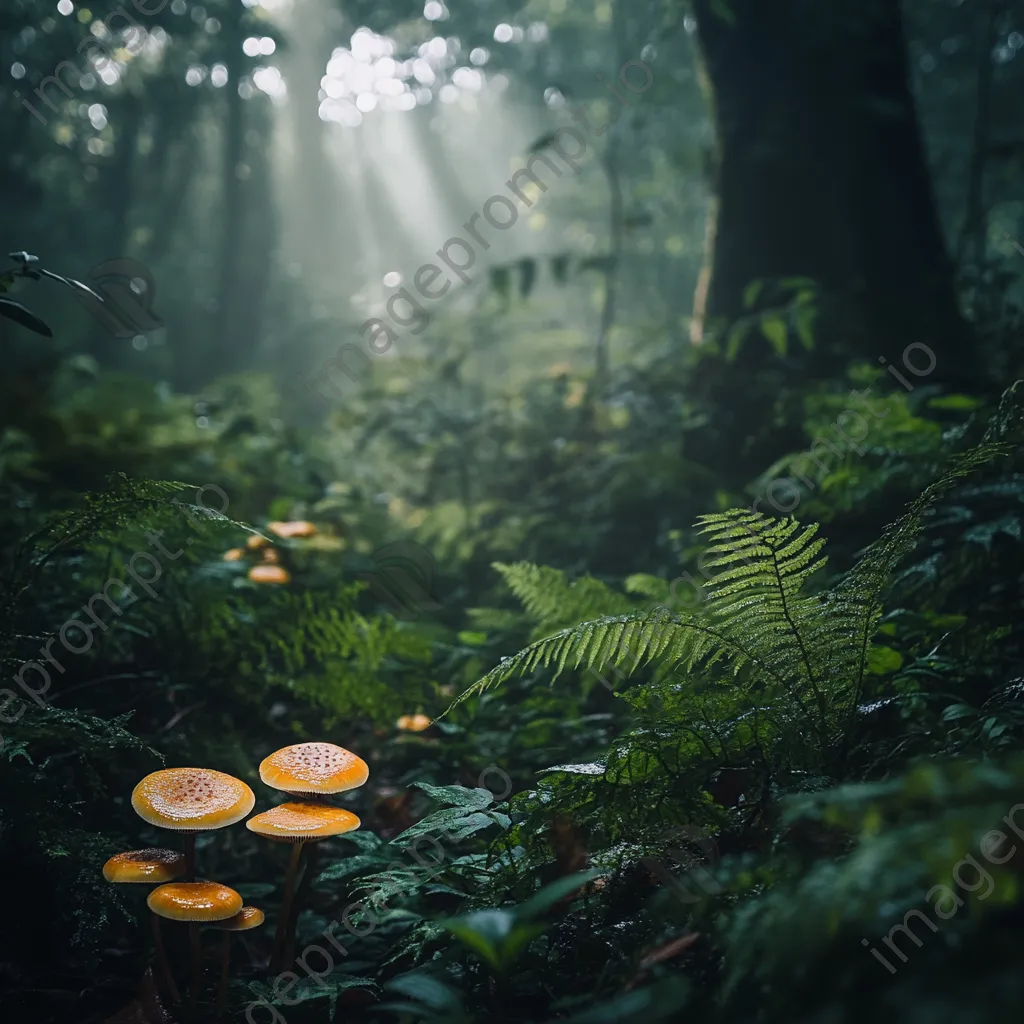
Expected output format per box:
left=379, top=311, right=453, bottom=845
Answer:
left=149, top=881, right=244, bottom=1013
left=245, top=803, right=361, bottom=843
left=222, top=548, right=245, bottom=562
left=103, top=848, right=186, bottom=884
left=103, top=849, right=186, bottom=1004
left=248, top=564, right=291, bottom=584
left=267, top=520, right=318, bottom=539
left=148, top=881, right=243, bottom=923
left=212, top=907, right=265, bottom=1014
left=396, top=713, right=432, bottom=733
left=247, top=801, right=360, bottom=970
left=261, top=547, right=281, bottom=564
left=247, top=533, right=270, bottom=550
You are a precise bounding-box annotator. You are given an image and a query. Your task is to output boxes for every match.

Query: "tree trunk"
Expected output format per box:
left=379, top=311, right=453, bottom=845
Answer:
left=213, top=27, right=247, bottom=377
left=691, top=0, right=969, bottom=381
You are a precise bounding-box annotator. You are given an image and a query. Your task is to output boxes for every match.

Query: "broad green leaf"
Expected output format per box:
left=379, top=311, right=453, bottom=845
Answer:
left=865, top=645, right=903, bottom=675
left=518, top=869, right=602, bottom=919
left=760, top=313, right=788, bottom=357
left=412, top=782, right=494, bottom=809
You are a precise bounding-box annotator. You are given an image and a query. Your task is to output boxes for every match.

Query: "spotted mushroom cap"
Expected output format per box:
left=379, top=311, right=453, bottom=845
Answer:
left=131, top=768, right=255, bottom=832
left=258, top=742, right=368, bottom=795
left=245, top=802, right=361, bottom=843
left=212, top=906, right=265, bottom=931
left=147, top=881, right=243, bottom=922
left=103, top=848, right=186, bottom=884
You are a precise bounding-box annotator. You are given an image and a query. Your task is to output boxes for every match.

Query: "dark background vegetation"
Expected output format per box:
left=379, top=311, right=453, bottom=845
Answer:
left=2, top=0, right=1024, bottom=1021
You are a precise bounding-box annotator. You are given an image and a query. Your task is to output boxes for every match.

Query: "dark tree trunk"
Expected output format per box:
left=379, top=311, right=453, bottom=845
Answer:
left=691, top=0, right=969, bottom=381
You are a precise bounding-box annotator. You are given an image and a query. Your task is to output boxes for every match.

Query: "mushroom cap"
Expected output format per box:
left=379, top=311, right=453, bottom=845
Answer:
left=259, top=742, right=368, bottom=795
left=247, top=533, right=270, bottom=550
left=396, top=714, right=432, bottom=733
left=103, top=848, right=186, bottom=883
left=248, top=564, right=290, bottom=584
left=245, top=802, right=361, bottom=843
left=222, top=548, right=246, bottom=562
left=212, top=906, right=265, bottom=931
left=131, top=768, right=255, bottom=832
left=148, top=882, right=243, bottom=922
left=268, top=520, right=318, bottom=539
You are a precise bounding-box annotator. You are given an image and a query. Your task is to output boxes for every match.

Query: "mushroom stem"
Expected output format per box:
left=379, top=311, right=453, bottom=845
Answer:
left=183, top=834, right=197, bottom=882
left=284, top=843, right=319, bottom=967
left=188, top=922, right=202, bottom=1017
left=271, top=842, right=304, bottom=972
left=216, top=931, right=231, bottom=1018
left=151, top=912, right=181, bottom=1005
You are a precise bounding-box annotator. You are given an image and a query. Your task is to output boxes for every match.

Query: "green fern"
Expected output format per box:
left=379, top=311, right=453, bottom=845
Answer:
left=444, top=440, right=1010, bottom=763
left=492, top=561, right=636, bottom=639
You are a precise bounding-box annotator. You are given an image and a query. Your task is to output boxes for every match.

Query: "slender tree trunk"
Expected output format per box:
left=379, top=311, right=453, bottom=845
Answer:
left=214, top=30, right=247, bottom=375
left=691, top=0, right=969, bottom=381
left=958, top=0, right=1000, bottom=267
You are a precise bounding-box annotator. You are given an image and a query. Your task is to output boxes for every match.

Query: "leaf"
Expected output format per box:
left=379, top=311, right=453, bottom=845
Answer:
left=725, top=318, right=755, bottom=361
left=385, top=972, right=462, bottom=1011
left=941, top=703, right=976, bottom=722
left=0, top=297, right=53, bottom=337
left=710, top=0, right=737, bottom=25
left=538, top=761, right=607, bottom=777
left=759, top=312, right=788, bottom=357
left=517, top=869, right=602, bottom=919
left=316, top=854, right=383, bottom=883
left=39, top=268, right=108, bottom=305
left=411, top=783, right=494, bottom=810
left=794, top=304, right=816, bottom=351
left=393, top=808, right=503, bottom=844
left=743, top=280, right=764, bottom=309
left=438, top=910, right=546, bottom=972
left=865, top=646, right=903, bottom=675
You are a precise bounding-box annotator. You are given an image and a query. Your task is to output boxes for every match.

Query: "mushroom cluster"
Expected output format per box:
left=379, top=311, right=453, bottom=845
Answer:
left=247, top=741, right=368, bottom=970
left=104, top=767, right=260, bottom=1017
left=104, top=743, right=368, bottom=1016
left=222, top=522, right=321, bottom=586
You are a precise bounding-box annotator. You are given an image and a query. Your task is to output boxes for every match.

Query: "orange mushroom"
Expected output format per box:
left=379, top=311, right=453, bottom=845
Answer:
left=258, top=741, right=369, bottom=797
left=396, top=713, right=432, bottom=733
left=103, top=849, right=186, bottom=1004
left=267, top=520, right=318, bottom=539
left=247, top=533, right=270, bottom=550
left=148, top=881, right=243, bottom=923
left=103, top=848, right=186, bottom=883
left=248, top=564, right=290, bottom=584
left=212, top=907, right=265, bottom=1015
left=222, top=548, right=245, bottom=562
left=245, top=802, right=361, bottom=843
left=247, top=802, right=361, bottom=970
left=131, top=767, right=255, bottom=879
left=148, top=882, right=243, bottom=1013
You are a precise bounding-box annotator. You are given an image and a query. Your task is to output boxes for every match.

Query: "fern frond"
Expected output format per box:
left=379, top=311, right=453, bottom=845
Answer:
left=442, top=608, right=788, bottom=715
left=492, top=561, right=635, bottom=638
left=821, top=441, right=1010, bottom=709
